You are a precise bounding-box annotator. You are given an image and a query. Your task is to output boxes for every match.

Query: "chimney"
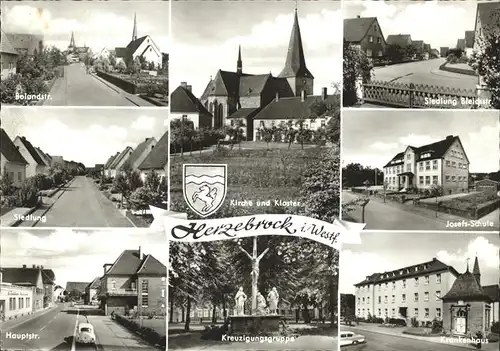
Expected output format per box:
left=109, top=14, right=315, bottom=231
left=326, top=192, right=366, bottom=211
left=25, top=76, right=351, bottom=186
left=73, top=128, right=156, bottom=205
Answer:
left=321, top=87, right=327, bottom=100
left=145, top=138, right=149, bottom=142
left=32, top=264, right=36, bottom=268
left=300, top=90, right=306, bottom=102
left=23, top=264, right=27, bottom=268
left=103, top=263, right=112, bottom=275
left=139, top=246, right=143, bottom=260
left=187, top=85, right=192, bottom=92
left=275, top=92, right=279, bottom=102
left=357, top=15, right=361, bottom=18
left=180, top=82, right=187, bottom=89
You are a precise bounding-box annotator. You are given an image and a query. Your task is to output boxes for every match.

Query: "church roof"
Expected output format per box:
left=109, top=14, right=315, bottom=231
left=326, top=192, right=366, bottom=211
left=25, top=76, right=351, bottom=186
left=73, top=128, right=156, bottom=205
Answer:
left=127, top=35, right=148, bottom=56
left=239, top=74, right=271, bottom=97
left=254, top=94, right=338, bottom=120
left=278, top=10, right=314, bottom=79
left=227, top=107, right=261, bottom=119
left=442, top=270, right=491, bottom=302
left=482, top=285, right=500, bottom=302
left=472, top=257, right=480, bottom=275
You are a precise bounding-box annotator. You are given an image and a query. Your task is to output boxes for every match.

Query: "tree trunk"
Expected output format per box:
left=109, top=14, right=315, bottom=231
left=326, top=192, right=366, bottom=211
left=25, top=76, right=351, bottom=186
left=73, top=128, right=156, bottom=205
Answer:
left=190, top=141, right=193, bottom=156
left=184, top=297, right=191, bottom=332
left=212, top=304, right=217, bottom=323
left=169, top=292, right=174, bottom=323
left=295, top=308, right=300, bottom=323
left=181, top=304, right=185, bottom=323
left=222, top=294, right=227, bottom=320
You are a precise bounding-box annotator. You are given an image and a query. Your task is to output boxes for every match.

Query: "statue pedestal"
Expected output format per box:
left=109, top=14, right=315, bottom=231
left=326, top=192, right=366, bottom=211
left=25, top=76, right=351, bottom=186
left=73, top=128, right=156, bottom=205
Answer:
left=229, top=315, right=284, bottom=335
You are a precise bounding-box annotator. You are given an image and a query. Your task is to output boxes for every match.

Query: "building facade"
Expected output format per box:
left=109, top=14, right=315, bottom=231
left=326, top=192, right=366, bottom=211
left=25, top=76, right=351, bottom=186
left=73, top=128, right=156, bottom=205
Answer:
left=171, top=83, right=213, bottom=129
left=1, top=30, right=19, bottom=79
left=354, top=258, right=459, bottom=323
left=109, top=146, right=134, bottom=178
left=1, top=129, right=28, bottom=187
left=13, top=136, right=48, bottom=177
left=344, top=16, right=387, bottom=58
left=0, top=269, right=34, bottom=321
left=138, top=130, right=168, bottom=183
left=2, top=265, right=47, bottom=314
left=383, top=135, right=469, bottom=194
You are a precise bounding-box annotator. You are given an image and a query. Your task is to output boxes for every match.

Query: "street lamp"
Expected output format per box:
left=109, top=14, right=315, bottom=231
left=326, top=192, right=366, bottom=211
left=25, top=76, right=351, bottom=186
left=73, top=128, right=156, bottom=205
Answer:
left=361, top=198, right=370, bottom=223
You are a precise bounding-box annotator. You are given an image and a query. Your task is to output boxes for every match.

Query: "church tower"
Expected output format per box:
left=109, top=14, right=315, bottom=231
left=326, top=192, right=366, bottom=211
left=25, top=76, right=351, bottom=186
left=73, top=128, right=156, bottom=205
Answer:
left=69, top=31, right=76, bottom=49
left=472, top=256, right=481, bottom=285
left=132, top=13, right=138, bottom=41
left=278, top=8, right=314, bottom=97
left=237, top=45, right=243, bottom=74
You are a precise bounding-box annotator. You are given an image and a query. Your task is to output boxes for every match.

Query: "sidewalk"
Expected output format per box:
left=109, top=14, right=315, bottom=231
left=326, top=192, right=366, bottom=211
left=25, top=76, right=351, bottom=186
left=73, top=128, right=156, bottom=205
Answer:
left=90, top=73, right=154, bottom=107
left=344, top=323, right=498, bottom=350
left=0, top=305, right=59, bottom=331
left=88, top=315, right=155, bottom=350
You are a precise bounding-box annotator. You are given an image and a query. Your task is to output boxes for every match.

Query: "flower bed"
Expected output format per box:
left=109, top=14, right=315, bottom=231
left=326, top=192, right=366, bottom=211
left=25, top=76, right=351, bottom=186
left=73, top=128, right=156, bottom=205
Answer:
left=402, top=327, right=438, bottom=337
left=417, top=192, right=499, bottom=219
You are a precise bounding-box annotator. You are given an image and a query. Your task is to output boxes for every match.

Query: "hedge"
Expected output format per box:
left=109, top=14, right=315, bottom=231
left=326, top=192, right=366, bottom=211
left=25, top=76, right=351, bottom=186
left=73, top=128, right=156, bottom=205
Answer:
left=114, top=314, right=166, bottom=350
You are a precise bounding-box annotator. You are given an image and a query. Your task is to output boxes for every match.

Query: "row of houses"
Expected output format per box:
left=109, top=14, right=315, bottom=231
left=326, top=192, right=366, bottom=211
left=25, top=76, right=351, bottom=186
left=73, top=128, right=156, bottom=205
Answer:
left=101, top=129, right=168, bottom=182
left=0, top=265, right=63, bottom=321
left=0, top=128, right=84, bottom=187
left=66, top=248, right=166, bottom=316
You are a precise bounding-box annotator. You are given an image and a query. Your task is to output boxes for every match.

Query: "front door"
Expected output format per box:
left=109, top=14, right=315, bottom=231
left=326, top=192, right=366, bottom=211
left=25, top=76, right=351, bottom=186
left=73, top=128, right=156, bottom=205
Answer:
left=455, top=317, right=466, bottom=334
left=0, top=300, right=5, bottom=321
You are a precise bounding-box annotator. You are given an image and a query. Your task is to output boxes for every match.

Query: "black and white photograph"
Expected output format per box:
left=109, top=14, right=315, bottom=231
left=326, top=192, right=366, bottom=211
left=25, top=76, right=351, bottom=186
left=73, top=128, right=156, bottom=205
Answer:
left=339, top=231, right=500, bottom=351
left=0, top=108, right=168, bottom=228
left=0, top=228, right=167, bottom=351
left=168, top=235, right=338, bottom=350
left=169, top=0, right=341, bottom=219
left=343, top=0, right=500, bottom=109
left=0, top=1, right=169, bottom=107
left=341, top=110, right=500, bottom=231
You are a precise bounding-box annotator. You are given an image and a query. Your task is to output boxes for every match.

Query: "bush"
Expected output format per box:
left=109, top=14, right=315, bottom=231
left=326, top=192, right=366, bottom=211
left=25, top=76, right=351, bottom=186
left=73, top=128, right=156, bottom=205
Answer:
left=488, top=333, right=499, bottom=342
left=432, top=319, right=443, bottom=334
left=388, top=318, right=407, bottom=327
left=411, top=317, right=419, bottom=327
left=31, top=174, right=53, bottom=191
left=447, top=54, right=458, bottom=64
left=492, top=321, right=500, bottom=334
left=114, top=314, right=165, bottom=349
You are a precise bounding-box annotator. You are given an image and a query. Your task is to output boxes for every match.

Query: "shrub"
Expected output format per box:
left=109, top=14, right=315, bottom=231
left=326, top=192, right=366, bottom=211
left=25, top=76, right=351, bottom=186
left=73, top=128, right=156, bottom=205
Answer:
left=388, top=318, right=407, bottom=327
left=447, top=54, right=458, bottom=64
left=411, top=317, right=419, bottom=327
left=31, top=174, right=53, bottom=191
left=12, top=178, right=41, bottom=208
left=488, top=333, right=499, bottom=342
left=432, top=319, right=443, bottom=334
left=492, top=321, right=500, bottom=334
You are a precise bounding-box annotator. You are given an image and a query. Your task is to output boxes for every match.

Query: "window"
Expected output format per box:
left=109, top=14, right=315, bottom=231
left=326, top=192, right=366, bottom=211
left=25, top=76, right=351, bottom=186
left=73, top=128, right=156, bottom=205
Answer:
left=402, top=280, right=406, bottom=288
left=446, top=175, right=451, bottom=181
left=141, top=295, right=148, bottom=307
left=452, top=161, right=456, bottom=168
left=424, top=292, right=429, bottom=302
left=419, top=162, right=424, bottom=172
left=425, top=308, right=429, bottom=318
left=366, top=49, right=373, bottom=57
left=367, top=297, right=370, bottom=304
left=436, top=274, right=441, bottom=283
left=9, top=297, right=16, bottom=310
left=414, top=277, right=419, bottom=286
left=161, top=289, right=165, bottom=298
left=425, top=276, right=429, bottom=285
left=392, top=295, right=395, bottom=303
left=446, top=160, right=451, bottom=167
left=385, top=283, right=388, bottom=290
left=378, top=296, right=381, bottom=304
left=392, top=282, right=396, bottom=290
left=436, top=291, right=441, bottom=300
left=425, top=161, right=430, bottom=170
left=384, top=296, right=388, bottom=303
left=419, top=176, right=424, bottom=185
left=414, top=293, right=419, bottom=302
left=407, top=154, right=411, bottom=160
left=18, top=172, right=22, bottom=181
left=425, top=176, right=430, bottom=185
left=369, top=35, right=374, bottom=42
left=361, top=297, right=364, bottom=304
left=378, top=284, right=381, bottom=291
left=414, top=308, right=419, bottom=317
left=112, top=280, right=116, bottom=289
left=358, top=309, right=361, bottom=315
left=378, top=50, right=383, bottom=56
left=402, top=294, right=406, bottom=303
left=433, top=160, right=438, bottom=170
left=436, top=308, right=442, bottom=318
left=141, top=279, right=149, bottom=293
left=378, top=309, right=381, bottom=317
left=452, top=176, right=456, bottom=181
left=385, top=309, right=388, bottom=317
left=432, top=176, right=438, bottom=184
left=26, top=297, right=30, bottom=307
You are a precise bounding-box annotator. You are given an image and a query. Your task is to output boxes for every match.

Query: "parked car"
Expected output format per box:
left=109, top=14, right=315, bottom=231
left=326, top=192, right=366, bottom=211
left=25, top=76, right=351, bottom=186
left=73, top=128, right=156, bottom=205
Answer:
left=340, top=331, right=365, bottom=346
left=75, top=323, right=96, bottom=344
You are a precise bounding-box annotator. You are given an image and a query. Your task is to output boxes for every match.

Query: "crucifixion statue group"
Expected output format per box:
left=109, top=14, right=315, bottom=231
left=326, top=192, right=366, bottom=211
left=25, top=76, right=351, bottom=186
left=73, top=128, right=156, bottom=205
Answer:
left=234, top=236, right=280, bottom=316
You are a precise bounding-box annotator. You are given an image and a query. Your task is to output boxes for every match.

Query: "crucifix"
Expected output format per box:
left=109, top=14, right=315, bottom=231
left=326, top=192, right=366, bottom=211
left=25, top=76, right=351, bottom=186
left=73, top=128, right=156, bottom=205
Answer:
left=238, top=236, right=269, bottom=315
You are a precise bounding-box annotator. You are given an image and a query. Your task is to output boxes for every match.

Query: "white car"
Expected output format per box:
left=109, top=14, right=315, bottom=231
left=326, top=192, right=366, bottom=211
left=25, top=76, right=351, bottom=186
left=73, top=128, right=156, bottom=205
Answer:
left=75, top=323, right=96, bottom=344
left=340, top=331, right=365, bottom=346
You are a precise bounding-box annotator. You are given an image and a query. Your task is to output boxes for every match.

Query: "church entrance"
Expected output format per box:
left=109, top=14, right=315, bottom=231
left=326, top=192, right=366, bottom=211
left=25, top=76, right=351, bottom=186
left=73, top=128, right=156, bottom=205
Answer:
left=454, top=308, right=467, bottom=334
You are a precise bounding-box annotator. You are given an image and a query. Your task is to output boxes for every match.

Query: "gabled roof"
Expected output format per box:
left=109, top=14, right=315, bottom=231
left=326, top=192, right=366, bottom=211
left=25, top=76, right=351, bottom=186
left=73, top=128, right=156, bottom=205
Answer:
left=354, top=258, right=459, bottom=286
left=66, top=282, right=90, bottom=293
left=16, top=136, right=45, bottom=165
left=475, top=2, right=500, bottom=34
left=104, top=153, right=119, bottom=169
left=35, top=147, right=52, bottom=166
left=127, top=137, right=157, bottom=167
left=1, top=29, right=19, bottom=55
left=87, top=277, right=101, bottom=290
left=278, top=10, right=314, bottom=79
left=239, top=74, right=271, bottom=97
left=94, top=164, right=104, bottom=171
left=171, top=85, right=212, bottom=115
left=442, top=269, right=490, bottom=302
left=115, top=47, right=128, bottom=58
left=138, top=130, right=168, bottom=170
left=2, top=268, right=41, bottom=286
left=126, top=35, right=148, bottom=56
left=253, top=94, right=339, bottom=120
left=0, top=129, right=28, bottom=165
left=343, top=17, right=377, bottom=42
left=136, top=254, right=166, bottom=275
left=456, top=38, right=466, bottom=49
left=482, top=285, right=500, bottom=302
left=105, top=250, right=143, bottom=275
left=41, top=269, right=55, bottom=285
left=465, top=31, right=475, bottom=48
left=109, top=147, right=133, bottom=170
left=386, top=34, right=412, bottom=47
left=411, top=40, right=424, bottom=50
left=227, top=107, right=260, bottom=119
left=5, top=33, right=43, bottom=55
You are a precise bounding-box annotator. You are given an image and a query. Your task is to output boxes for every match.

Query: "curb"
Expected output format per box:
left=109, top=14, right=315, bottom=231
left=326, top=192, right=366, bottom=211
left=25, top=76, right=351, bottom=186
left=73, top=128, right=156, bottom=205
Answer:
left=31, top=178, right=76, bottom=227
left=1, top=305, right=59, bottom=332
left=4, top=206, right=37, bottom=227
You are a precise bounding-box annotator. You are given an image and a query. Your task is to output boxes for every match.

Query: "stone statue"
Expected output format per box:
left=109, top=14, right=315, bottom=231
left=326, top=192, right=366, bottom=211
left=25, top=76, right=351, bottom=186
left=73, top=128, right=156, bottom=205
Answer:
left=256, top=292, right=267, bottom=315
left=235, top=287, right=247, bottom=316
left=267, top=287, right=279, bottom=314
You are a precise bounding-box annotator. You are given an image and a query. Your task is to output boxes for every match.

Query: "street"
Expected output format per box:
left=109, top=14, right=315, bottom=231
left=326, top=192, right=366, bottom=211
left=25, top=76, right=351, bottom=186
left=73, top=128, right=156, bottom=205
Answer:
left=341, top=191, right=499, bottom=231
left=1, top=304, right=157, bottom=351
left=43, top=63, right=153, bottom=107
left=372, top=58, right=477, bottom=90
left=341, top=328, right=473, bottom=351
left=23, top=176, right=135, bottom=227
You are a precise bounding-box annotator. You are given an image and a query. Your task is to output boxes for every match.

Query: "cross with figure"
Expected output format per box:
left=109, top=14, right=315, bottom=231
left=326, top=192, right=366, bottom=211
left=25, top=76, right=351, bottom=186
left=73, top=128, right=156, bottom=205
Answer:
left=237, top=237, right=269, bottom=315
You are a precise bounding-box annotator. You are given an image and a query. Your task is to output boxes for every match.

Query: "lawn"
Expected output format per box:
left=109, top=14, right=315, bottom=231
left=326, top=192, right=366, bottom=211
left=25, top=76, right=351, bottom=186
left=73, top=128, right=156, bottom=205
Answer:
left=170, top=146, right=328, bottom=216
left=442, top=191, right=497, bottom=209
left=131, top=318, right=166, bottom=337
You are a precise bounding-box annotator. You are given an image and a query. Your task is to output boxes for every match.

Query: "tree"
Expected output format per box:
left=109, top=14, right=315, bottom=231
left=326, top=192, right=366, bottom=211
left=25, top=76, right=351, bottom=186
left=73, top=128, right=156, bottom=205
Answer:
left=116, top=60, right=127, bottom=73
left=386, top=44, right=406, bottom=63
left=343, top=40, right=373, bottom=107
left=109, top=53, right=117, bottom=68
left=285, top=127, right=296, bottom=149
left=113, top=163, right=143, bottom=208
left=262, top=128, right=273, bottom=150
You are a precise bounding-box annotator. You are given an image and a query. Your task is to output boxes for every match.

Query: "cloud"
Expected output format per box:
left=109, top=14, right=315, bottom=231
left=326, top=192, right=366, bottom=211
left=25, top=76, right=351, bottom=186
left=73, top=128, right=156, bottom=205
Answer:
left=131, top=116, right=157, bottom=131
left=369, top=141, right=399, bottom=152
left=437, top=236, right=499, bottom=271
left=398, top=134, right=440, bottom=148
left=466, top=121, right=500, bottom=173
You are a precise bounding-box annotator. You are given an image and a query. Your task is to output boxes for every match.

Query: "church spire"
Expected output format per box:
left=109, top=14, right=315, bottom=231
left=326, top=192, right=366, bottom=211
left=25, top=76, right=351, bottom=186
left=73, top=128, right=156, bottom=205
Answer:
left=69, top=31, right=75, bottom=48
left=237, top=45, right=242, bottom=74
left=132, top=13, right=137, bottom=41
left=472, top=255, right=481, bottom=285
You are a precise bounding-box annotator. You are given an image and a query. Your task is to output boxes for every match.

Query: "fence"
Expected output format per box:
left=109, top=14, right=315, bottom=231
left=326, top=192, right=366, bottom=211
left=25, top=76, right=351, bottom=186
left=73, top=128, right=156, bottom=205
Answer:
left=363, top=80, right=481, bottom=109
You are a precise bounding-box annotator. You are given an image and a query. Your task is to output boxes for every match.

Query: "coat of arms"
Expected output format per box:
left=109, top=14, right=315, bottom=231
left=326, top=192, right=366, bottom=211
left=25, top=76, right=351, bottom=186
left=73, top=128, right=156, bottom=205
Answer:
left=183, top=164, right=227, bottom=218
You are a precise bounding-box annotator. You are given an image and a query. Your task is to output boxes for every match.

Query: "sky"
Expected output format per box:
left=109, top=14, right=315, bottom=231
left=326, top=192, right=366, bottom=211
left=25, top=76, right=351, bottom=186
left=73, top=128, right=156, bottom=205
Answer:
left=1, top=1, right=170, bottom=54
left=341, top=110, right=500, bottom=173
left=170, top=0, right=342, bottom=98
left=344, top=1, right=484, bottom=49
left=0, top=108, right=168, bottom=168
left=340, top=232, right=500, bottom=294
left=0, top=229, right=167, bottom=291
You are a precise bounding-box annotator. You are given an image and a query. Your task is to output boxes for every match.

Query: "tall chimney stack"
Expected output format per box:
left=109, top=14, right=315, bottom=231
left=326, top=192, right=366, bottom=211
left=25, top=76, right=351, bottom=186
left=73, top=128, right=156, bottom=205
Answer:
left=321, top=87, right=327, bottom=100
left=180, top=82, right=187, bottom=89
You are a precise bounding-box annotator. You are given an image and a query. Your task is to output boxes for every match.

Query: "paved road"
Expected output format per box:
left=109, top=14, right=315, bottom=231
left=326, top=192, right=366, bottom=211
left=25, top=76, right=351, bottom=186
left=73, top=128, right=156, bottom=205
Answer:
left=372, top=59, right=477, bottom=90
left=44, top=63, right=152, bottom=107
left=341, top=328, right=472, bottom=351
left=33, top=176, right=135, bottom=227
left=341, top=191, right=498, bottom=231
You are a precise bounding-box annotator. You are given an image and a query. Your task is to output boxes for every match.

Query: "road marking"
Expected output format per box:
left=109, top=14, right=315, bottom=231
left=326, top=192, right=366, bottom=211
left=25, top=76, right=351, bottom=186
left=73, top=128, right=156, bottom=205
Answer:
left=71, top=307, right=79, bottom=351
left=39, top=312, right=59, bottom=332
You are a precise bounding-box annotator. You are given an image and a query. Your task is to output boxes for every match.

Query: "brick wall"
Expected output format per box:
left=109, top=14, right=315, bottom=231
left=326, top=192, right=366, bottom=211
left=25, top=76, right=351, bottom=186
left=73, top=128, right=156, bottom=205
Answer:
left=138, top=276, right=166, bottom=315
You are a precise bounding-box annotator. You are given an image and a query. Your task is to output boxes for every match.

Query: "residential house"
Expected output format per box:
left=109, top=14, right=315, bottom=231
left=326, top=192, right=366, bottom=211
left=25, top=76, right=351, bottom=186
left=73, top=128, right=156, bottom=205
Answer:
left=473, top=2, right=500, bottom=51
left=41, top=268, right=56, bottom=307
left=94, top=47, right=111, bottom=61
left=115, top=14, right=162, bottom=69
left=13, top=136, right=48, bottom=177
left=250, top=88, right=338, bottom=141
left=109, top=147, right=134, bottom=178
left=343, top=16, right=387, bottom=58
left=1, top=29, right=18, bottom=79
left=50, top=156, right=65, bottom=169
left=411, top=40, right=426, bottom=59
left=456, top=39, right=466, bottom=51
left=138, top=130, right=168, bottom=183
left=171, top=83, right=213, bottom=129
left=94, top=164, right=104, bottom=177
left=354, top=258, right=459, bottom=323
left=464, top=31, right=475, bottom=57
left=2, top=265, right=47, bottom=313
left=383, top=135, right=469, bottom=194
left=35, top=147, right=52, bottom=169
left=0, top=128, right=28, bottom=186
left=5, top=33, right=44, bottom=56
left=386, top=34, right=412, bottom=47
left=0, top=268, right=34, bottom=321
left=66, top=282, right=90, bottom=301
left=440, top=47, right=450, bottom=58
left=99, top=247, right=166, bottom=316
left=84, top=278, right=101, bottom=305
left=53, top=285, right=65, bottom=303
left=104, top=153, right=119, bottom=178
left=126, top=138, right=157, bottom=171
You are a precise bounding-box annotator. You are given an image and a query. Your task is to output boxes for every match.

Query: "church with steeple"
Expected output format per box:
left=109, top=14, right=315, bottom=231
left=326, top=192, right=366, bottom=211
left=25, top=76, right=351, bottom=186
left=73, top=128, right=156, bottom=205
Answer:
left=67, top=31, right=90, bottom=61
left=193, top=8, right=337, bottom=140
